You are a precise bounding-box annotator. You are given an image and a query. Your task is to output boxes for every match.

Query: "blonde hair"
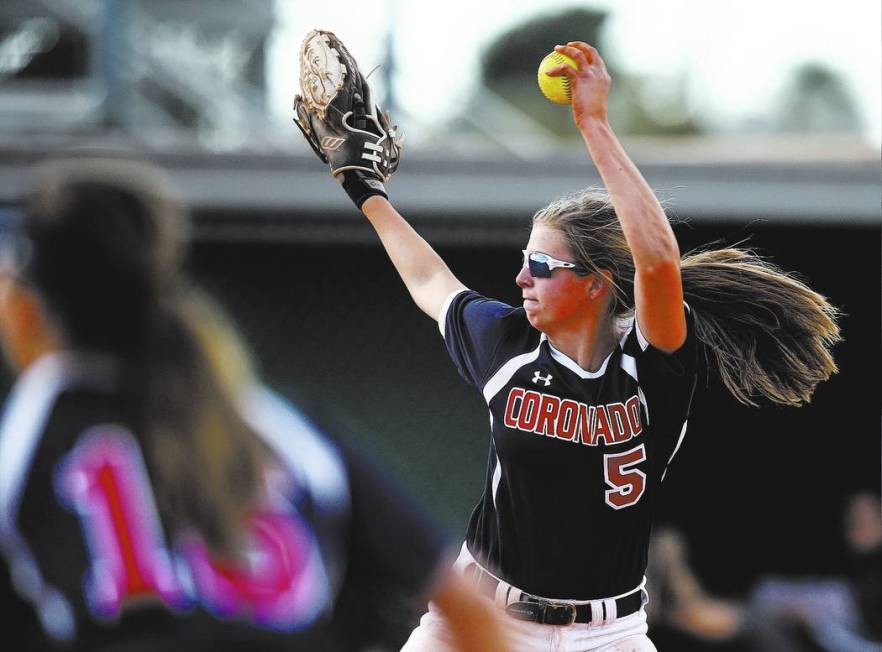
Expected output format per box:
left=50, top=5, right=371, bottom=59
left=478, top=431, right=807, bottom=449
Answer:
left=533, top=189, right=841, bottom=407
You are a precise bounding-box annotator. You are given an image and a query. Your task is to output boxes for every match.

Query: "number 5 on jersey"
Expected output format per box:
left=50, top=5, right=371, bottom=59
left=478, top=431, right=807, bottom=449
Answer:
left=603, top=444, right=646, bottom=509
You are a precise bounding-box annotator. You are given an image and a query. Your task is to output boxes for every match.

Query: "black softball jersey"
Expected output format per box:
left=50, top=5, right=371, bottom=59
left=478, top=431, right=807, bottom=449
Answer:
left=441, top=289, right=698, bottom=600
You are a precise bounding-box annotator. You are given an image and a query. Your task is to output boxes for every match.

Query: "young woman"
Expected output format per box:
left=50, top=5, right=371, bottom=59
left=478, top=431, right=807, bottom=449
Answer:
left=0, top=157, right=507, bottom=652
left=309, top=42, right=840, bottom=651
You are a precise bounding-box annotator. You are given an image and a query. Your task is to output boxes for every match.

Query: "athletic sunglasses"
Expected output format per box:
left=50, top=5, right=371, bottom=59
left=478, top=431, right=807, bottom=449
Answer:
left=522, top=250, right=589, bottom=278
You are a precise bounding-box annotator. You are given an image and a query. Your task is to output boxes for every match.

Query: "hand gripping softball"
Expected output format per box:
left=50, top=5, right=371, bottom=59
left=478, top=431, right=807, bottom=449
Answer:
left=292, top=30, right=403, bottom=208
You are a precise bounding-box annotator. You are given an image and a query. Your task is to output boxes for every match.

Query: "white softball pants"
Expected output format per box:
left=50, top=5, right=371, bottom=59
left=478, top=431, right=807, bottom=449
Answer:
left=401, top=545, right=657, bottom=652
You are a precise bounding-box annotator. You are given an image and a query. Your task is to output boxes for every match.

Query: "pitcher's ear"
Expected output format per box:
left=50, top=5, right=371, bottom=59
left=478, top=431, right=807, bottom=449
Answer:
left=587, top=269, right=612, bottom=300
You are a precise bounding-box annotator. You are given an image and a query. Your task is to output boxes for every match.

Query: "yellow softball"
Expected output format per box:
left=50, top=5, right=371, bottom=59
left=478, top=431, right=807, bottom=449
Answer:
left=537, top=51, right=578, bottom=105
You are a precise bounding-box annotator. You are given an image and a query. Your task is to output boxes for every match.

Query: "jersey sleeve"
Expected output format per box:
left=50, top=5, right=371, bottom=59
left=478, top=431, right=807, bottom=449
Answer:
left=439, top=289, right=521, bottom=389
left=628, top=304, right=698, bottom=384
left=623, top=304, right=699, bottom=469
left=332, top=439, right=451, bottom=646
left=338, top=440, right=449, bottom=595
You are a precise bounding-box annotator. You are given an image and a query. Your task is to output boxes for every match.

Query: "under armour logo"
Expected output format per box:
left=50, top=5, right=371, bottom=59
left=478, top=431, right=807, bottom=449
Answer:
left=532, top=371, right=552, bottom=386
left=320, top=136, right=346, bottom=150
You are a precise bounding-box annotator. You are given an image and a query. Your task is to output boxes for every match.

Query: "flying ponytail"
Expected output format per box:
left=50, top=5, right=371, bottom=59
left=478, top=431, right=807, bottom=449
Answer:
left=680, top=247, right=840, bottom=406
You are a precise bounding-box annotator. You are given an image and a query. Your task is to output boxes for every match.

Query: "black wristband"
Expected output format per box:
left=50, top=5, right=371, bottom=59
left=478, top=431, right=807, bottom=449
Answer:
left=339, top=170, right=387, bottom=209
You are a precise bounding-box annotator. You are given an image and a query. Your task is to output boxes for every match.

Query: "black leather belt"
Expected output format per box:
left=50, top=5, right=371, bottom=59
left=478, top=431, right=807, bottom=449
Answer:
left=464, top=562, right=644, bottom=626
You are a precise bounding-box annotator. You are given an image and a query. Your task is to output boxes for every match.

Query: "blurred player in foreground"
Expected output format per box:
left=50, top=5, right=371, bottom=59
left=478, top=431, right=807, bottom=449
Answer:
left=292, top=31, right=840, bottom=652
left=0, top=157, right=507, bottom=651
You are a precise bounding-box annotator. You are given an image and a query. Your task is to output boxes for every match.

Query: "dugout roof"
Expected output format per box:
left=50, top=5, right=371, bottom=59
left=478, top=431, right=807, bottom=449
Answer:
left=0, top=142, right=878, bottom=245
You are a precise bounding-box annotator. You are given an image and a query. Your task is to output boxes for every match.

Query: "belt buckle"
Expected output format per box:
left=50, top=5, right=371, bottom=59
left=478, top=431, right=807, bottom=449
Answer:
left=545, top=602, right=577, bottom=626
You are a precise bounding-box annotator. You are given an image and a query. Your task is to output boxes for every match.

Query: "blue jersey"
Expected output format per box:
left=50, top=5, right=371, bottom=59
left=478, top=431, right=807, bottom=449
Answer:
left=441, top=290, right=698, bottom=600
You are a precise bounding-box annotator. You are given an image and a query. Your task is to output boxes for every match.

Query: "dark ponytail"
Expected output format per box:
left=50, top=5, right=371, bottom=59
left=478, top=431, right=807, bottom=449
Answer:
left=533, top=188, right=841, bottom=408
left=24, top=157, right=263, bottom=556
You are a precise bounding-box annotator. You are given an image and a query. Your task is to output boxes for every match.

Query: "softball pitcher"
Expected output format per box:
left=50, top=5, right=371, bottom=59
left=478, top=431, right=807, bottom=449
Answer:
left=292, top=32, right=840, bottom=652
